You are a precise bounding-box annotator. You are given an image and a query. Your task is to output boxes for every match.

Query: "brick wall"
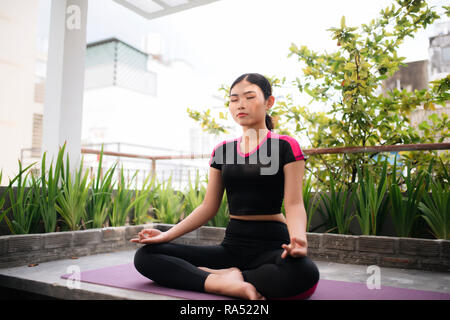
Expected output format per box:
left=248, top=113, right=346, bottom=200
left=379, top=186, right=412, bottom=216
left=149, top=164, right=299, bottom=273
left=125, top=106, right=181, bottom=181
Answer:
left=306, top=233, right=449, bottom=272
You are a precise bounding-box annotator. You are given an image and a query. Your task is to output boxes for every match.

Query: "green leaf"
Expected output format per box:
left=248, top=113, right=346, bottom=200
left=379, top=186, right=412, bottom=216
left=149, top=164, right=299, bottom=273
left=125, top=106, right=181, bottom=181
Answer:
left=418, top=121, right=431, bottom=130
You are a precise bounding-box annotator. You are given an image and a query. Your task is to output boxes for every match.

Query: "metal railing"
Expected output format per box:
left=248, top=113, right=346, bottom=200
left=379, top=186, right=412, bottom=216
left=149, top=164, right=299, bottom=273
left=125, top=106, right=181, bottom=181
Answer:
left=19, top=142, right=450, bottom=191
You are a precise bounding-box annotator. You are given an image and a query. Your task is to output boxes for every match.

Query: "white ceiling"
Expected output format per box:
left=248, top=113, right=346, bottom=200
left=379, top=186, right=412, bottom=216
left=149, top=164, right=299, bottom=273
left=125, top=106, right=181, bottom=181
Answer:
left=112, top=0, right=220, bottom=20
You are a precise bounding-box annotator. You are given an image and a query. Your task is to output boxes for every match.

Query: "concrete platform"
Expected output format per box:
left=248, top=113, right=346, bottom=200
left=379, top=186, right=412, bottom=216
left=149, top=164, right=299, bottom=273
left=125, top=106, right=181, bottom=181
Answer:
left=0, top=249, right=449, bottom=300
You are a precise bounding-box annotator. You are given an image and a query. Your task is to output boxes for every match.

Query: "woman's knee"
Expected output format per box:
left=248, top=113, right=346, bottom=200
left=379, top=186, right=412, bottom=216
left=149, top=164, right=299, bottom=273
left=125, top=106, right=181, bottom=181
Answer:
left=133, top=245, right=146, bottom=271
left=285, top=256, right=320, bottom=289
left=133, top=243, right=166, bottom=271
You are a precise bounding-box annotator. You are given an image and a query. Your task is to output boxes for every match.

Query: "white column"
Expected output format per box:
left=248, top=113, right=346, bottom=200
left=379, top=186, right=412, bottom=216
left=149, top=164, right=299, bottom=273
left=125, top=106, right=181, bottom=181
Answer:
left=42, top=0, right=88, bottom=172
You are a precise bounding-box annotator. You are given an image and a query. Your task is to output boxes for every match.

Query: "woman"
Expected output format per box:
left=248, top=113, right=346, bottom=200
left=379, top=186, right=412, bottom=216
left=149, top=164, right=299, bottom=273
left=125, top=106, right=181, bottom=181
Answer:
left=131, top=73, right=320, bottom=300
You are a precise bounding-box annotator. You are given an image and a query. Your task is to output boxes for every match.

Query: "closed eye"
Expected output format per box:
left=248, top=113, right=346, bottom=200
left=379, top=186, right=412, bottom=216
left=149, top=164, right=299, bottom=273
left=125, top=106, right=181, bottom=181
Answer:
left=230, top=96, right=255, bottom=102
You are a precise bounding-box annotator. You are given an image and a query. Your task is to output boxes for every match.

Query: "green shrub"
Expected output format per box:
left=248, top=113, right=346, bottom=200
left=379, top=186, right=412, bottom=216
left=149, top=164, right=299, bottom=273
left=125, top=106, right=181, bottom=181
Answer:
left=133, top=171, right=157, bottom=225
left=55, top=155, right=92, bottom=231
left=86, top=145, right=118, bottom=229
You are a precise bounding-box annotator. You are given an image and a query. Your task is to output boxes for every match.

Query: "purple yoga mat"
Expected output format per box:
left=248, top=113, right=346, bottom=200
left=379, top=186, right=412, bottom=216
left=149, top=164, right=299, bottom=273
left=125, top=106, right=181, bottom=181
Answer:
left=61, top=262, right=235, bottom=300
left=60, top=262, right=450, bottom=300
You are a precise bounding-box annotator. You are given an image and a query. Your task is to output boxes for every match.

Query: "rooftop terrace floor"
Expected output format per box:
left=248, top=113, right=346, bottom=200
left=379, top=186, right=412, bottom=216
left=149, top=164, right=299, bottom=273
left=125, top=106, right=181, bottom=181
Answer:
left=0, top=249, right=448, bottom=300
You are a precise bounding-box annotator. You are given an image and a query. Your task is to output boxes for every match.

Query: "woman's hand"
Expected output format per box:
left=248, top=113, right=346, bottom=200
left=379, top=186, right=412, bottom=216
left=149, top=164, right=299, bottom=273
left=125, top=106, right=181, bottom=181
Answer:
left=129, top=228, right=170, bottom=244
left=281, top=236, right=307, bottom=258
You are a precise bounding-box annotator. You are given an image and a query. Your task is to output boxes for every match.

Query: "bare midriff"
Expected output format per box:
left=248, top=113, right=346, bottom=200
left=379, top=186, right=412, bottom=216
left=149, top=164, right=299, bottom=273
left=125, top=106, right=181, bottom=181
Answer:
left=229, top=213, right=287, bottom=224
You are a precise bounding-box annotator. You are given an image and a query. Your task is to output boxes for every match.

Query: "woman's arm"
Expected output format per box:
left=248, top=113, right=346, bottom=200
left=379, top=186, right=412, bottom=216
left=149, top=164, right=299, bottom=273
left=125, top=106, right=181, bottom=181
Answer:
left=282, top=160, right=308, bottom=257
left=285, top=205, right=308, bottom=241
left=164, top=167, right=225, bottom=241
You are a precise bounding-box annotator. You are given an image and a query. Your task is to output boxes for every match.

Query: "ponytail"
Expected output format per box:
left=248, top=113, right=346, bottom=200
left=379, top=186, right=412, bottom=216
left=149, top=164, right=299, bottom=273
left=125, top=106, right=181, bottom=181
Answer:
left=265, top=113, right=274, bottom=131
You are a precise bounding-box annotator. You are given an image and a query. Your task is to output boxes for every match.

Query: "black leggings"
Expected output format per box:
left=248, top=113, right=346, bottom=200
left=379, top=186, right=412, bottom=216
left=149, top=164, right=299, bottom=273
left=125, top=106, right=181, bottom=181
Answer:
left=133, top=218, right=320, bottom=299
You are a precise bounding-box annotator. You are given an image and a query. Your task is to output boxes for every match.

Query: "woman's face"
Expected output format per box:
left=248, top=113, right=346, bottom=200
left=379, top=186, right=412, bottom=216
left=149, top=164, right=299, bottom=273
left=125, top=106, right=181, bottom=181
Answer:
left=229, top=80, right=272, bottom=129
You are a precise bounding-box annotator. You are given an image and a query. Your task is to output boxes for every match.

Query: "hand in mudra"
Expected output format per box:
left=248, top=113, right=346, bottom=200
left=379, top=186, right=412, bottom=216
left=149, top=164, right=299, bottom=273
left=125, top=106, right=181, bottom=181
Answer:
left=130, top=228, right=170, bottom=244
left=281, top=236, right=307, bottom=258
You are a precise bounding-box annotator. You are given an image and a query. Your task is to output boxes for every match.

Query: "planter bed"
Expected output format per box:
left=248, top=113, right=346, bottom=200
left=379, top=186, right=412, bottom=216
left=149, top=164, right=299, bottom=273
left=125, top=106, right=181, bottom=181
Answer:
left=0, top=223, right=448, bottom=273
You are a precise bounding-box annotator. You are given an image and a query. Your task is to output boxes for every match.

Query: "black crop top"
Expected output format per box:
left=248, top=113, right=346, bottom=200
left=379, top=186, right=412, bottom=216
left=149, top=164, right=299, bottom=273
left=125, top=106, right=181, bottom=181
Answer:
left=209, top=130, right=308, bottom=215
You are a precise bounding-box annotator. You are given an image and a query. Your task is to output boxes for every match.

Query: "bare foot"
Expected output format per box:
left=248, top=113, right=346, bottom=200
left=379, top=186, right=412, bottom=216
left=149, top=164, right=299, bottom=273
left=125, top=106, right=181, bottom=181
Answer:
left=203, top=268, right=266, bottom=300
left=198, top=266, right=241, bottom=275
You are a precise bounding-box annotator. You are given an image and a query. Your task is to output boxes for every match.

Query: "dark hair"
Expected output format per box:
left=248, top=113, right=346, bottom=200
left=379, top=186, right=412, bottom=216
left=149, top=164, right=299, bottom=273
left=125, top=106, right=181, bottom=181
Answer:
left=230, top=73, right=274, bottom=131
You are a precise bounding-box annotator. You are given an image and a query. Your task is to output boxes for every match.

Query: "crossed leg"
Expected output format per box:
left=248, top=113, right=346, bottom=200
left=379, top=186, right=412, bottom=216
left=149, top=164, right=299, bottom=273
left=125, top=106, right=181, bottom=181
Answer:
left=198, top=249, right=320, bottom=300
left=133, top=242, right=265, bottom=300
left=240, top=248, right=321, bottom=299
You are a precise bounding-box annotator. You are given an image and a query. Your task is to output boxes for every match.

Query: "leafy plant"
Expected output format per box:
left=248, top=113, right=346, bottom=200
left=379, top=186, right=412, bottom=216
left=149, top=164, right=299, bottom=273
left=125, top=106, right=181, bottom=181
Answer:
left=208, top=191, right=229, bottom=228
left=132, top=171, right=157, bottom=225
left=287, top=0, right=447, bottom=185
left=1, top=169, right=25, bottom=225
left=4, top=161, right=41, bottom=234
left=354, top=157, right=390, bottom=235
left=151, top=174, right=185, bottom=225
left=55, top=155, right=92, bottom=231
left=201, top=172, right=229, bottom=228
left=388, top=155, right=432, bottom=237
left=86, top=145, right=118, bottom=229
left=109, top=166, right=139, bottom=227
left=418, top=157, right=450, bottom=239
left=39, top=144, right=66, bottom=233
left=317, top=172, right=354, bottom=234
left=183, top=169, right=206, bottom=218
left=302, top=174, right=321, bottom=232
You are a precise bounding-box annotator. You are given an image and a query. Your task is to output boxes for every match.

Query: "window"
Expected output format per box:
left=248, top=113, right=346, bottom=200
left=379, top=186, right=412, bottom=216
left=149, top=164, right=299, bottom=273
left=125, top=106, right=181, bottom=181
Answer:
left=442, top=46, right=450, bottom=62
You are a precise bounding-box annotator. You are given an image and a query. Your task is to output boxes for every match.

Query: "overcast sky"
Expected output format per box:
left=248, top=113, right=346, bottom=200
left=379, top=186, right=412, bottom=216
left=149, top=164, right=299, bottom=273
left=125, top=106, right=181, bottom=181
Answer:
left=37, top=0, right=449, bottom=110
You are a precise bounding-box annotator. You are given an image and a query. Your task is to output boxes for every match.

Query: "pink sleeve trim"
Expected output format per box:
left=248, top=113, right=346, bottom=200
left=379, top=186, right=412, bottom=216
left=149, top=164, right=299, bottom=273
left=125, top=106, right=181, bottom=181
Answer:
left=280, top=135, right=305, bottom=160
left=209, top=139, right=232, bottom=166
